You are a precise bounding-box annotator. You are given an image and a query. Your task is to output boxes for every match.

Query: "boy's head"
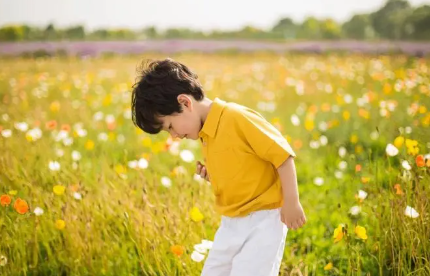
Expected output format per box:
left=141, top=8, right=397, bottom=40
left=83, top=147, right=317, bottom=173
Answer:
left=131, top=58, right=205, bottom=140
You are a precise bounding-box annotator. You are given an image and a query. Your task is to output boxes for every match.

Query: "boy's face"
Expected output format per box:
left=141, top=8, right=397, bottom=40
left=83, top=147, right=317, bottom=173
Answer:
left=159, top=94, right=202, bottom=140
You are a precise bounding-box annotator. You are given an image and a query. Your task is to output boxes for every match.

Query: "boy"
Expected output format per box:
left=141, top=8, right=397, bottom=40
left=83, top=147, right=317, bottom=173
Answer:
left=131, top=58, right=306, bottom=276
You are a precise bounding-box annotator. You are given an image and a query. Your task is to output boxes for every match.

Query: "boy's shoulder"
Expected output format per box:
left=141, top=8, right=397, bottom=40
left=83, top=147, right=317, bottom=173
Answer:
left=221, top=100, right=266, bottom=123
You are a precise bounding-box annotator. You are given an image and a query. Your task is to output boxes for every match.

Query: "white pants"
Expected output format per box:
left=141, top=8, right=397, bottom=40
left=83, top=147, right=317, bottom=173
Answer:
left=201, top=207, right=288, bottom=276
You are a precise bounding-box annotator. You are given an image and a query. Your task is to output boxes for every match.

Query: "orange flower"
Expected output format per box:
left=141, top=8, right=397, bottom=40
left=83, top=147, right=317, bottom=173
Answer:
left=394, top=184, right=403, bottom=195
left=415, top=155, right=425, bottom=167
left=170, top=245, right=184, bottom=257
left=1, top=194, right=12, bottom=206
left=61, top=124, right=71, bottom=132
left=355, top=164, right=362, bottom=172
left=13, top=198, right=29, bottom=214
left=45, top=120, right=57, bottom=130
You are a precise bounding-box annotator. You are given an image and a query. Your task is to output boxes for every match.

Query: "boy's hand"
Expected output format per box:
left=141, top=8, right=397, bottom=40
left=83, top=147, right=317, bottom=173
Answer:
left=196, top=161, right=210, bottom=182
left=280, top=200, right=306, bottom=230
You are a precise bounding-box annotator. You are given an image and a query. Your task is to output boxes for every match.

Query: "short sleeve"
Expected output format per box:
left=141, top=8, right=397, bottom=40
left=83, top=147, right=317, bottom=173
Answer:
left=228, top=105, right=296, bottom=168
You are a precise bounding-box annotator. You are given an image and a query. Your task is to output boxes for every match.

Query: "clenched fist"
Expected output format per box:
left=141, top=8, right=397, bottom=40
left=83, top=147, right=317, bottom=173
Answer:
left=196, top=161, right=210, bottom=181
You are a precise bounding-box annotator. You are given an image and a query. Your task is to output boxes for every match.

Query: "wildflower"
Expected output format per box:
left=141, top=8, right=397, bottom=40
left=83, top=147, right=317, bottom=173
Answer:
left=415, top=155, right=425, bottom=167
left=313, top=177, right=324, bottom=186
left=55, top=219, right=66, bottom=230
left=53, top=185, right=66, bottom=195
left=161, top=176, right=172, bottom=188
left=405, top=139, right=419, bottom=156
left=48, top=161, right=61, bottom=171
left=394, top=184, right=403, bottom=195
left=355, top=225, right=368, bottom=240
left=191, top=251, right=205, bottom=262
left=171, top=245, right=184, bottom=257
left=402, top=160, right=411, bottom=171
left=190, top=207, right=204, bottom=222
left=73, top=192, right=82, bottom=200
left=349, top=206, right=361, bottom=216
left=405, top=206, right=419, bottom=218
left=333, top=224, right=344, bottom=243
left=13, top=198, right=29, bottom=214
left=393, top=136, right=404, bottom=148
left=324, top=262, right=333, bottom=271
left=1, top=129, right=12, bottom=138
left=34, top=207, right=44, bottom=216
left=180, top=150, right=194, bottom=163
left=1, top=195, right=12, bottom=206
left=85, top=140, right=94, bottom=150
left=386, top=144, right=399, bottom=156
left=71, top=150, right=81, bottom=161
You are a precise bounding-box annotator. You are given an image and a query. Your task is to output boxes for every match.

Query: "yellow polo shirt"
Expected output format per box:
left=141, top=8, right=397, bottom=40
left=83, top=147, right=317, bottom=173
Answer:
left=198, top=97, right=297, bottom=217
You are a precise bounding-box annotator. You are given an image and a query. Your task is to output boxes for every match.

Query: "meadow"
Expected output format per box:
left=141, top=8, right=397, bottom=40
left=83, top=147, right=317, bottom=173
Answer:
left=0, top=52, right=429, bottom=275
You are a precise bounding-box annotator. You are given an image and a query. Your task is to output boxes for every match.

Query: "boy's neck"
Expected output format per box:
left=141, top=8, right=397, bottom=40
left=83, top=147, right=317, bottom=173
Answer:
left=198, top=97, right=214, bottom=124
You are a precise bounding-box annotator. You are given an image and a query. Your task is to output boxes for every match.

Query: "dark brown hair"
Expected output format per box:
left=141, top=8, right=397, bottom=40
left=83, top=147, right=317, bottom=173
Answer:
left=131, top=58, right=205, bottom=134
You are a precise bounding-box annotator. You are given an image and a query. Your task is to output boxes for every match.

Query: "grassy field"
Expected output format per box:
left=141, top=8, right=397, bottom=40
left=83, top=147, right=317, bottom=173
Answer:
left=0, top=52, right=429, bottom=275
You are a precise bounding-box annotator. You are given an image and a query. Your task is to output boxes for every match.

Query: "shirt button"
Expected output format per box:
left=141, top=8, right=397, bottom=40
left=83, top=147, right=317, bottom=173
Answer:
left=203, top=141, right=207, bottom=146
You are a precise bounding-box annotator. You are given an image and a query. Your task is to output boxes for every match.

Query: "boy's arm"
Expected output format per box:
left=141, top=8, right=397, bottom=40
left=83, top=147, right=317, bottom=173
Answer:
left=277, top=156, right=306, bottom=230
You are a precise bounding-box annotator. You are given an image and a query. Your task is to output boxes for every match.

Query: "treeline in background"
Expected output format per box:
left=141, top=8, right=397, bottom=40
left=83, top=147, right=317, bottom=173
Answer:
left=1, top=0, right=429, bottom=42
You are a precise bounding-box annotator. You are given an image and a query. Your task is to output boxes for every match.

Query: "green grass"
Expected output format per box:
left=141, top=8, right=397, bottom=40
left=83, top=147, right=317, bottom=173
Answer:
left=0, top=53, right=429, bottom=275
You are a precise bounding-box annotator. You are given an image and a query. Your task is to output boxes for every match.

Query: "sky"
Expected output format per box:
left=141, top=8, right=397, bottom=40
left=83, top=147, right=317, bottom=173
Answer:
left=0, top=0, right=429, bottom=31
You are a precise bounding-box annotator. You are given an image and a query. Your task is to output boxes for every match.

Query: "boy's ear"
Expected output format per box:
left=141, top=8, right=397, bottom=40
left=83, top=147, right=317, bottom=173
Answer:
left=178, top=94, right=192, bottom=109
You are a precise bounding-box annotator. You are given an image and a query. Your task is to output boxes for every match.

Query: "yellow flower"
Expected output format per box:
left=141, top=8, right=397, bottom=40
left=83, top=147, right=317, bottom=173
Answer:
left=383, top=83, right=392, bottom=94
left=55, top=219, right=66, bottom=230
left=53, top=185, right=66, bottom=195
left=114, top=165, right=126, bottom=175
left=342, top=111, right=350, bottom=121
left=324, top=262, right=333, bottom=271
left=405, top=139, right=419, bottom=155
left=304, top=119, right=314, bottom=131
left=394, top=136, right=404, bottom=148
left=85, top=140, right=95, bottom=150
left=350, top=134, right=358, bottom=144
left=355, top=225, right=368, bottom=240
left=8, top=190, right=17, bottom=195
left=333, top=224, right=344, bottom=243
left=358, top=109, right=370, bottom=120
left=50, top=101, right=61, bottom=112
left=190, top=207, right=204, bottom=222
left=142, top=137, right=152, bottom=147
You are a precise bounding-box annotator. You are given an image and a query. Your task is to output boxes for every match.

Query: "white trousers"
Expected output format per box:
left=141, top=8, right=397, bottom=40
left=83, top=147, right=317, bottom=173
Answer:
left=201, top=207, right=288, bottom=276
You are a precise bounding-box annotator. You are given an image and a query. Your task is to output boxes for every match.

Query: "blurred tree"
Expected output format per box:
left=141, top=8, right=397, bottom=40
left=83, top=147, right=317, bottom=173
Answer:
left=0, top=25, right=25, bottom=41
left=405, top=5, right=430, bottom=40
left=320, top=19, right=342, bottom=39
left=164, top=28, right=207, bottom=39
left=271, top=17, right=297, bottom=39
left=342, top=14, right=375, bottom=39
left=110, top=29, right=136, bottom=40
left=370, top=0, right=412, bottom=39
left=64, top=25, right=85, bottom=40
left=141, top=26, right=158, bottom=39
left=89, top=29, right=109, bottom=40
left=297, top=17, right=321, bottom=39
left=44, top=23, right=57, bottom=40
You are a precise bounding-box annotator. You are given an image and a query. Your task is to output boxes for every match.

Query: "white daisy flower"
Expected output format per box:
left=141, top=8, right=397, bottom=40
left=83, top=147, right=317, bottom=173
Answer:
left=34, top=207, right=44, bottom=216
left=191, top=251, right=205, bottom=262
left=386, top=144, right=399, bottom=157
left=161, top=176, right=172, bottom=188
left=48, top=161, right=61, bottom=171
left=180, top=150, right=194, bottom=163
left=313, top=177, right=324, bottom=186
left=405, top=206, right=419, bottom=218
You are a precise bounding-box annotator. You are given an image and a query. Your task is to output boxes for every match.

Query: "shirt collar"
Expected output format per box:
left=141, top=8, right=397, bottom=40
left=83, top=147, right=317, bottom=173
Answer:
left=198, top=97, right=227, bottom=139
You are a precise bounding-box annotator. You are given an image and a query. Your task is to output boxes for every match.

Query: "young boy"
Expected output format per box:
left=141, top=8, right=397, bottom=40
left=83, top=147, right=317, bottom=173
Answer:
left=131, top=58, right=306, bottom=276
